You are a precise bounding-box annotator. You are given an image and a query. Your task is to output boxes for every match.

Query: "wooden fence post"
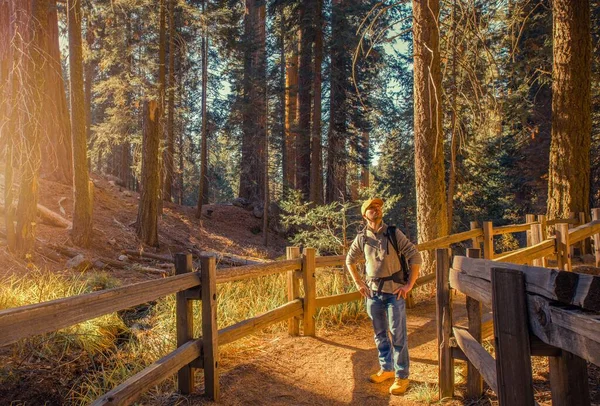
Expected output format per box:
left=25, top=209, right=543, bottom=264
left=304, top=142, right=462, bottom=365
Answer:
left=525, top=214, right=535, bottom=249
left=556, top=223, right=571, bottom=271
left=531, top=224, right=544, bottom=267
left=287, top=247, right=301, bottom=336
left=592, top=208, right=600, bottom=267
left=175, top=253, right=195, bottom=394
left=537, top=214, right=547, bottom=240
left=549, top=351, right=590, bottom=406
left=470, top=221, right=479, bottom=249
left=491, top=267, right=534, bottom=406
left=436, top=248, right=453, bottom=400
left=302, top=247, right=317, bottom=337
left=465, top=248, right=483, bottom=398
left=483, top=221, right=494, bottom=260
left=578, top=212, right=588, bottom=255
left=201, top=255, right=219, bottom=401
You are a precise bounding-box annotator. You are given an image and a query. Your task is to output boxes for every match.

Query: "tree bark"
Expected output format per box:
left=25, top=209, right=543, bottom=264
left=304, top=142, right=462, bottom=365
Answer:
left=360, top=131, right=369, bottom=189
left=68, top=0, right=93, bottom=247
left=413, top=0, right=448, bottom=271
left=197, top=0, right=209, bottom=217
left=158, top=0, right=166, bottom=207
left=239, top=0, right=267, bottom=203
left=0, top=0, right=16, bottom=250
left=547, top=0, right=591, bottom=219
left=42, top=5, right=73, bottom=184
left=164, top=0, right=176, bottom=202
left=84, top=16, right=94, bottom=172
left=284, top=30, right=298, bottom=192
left=136, top=100, right=161, bottom=247
left=14, top=0, right=46, bottom=256
left=309, top=0, right=323, bottom=204
left=326, top=0, right=347, bottom=203
left=296, top=0, right=314, bottom=200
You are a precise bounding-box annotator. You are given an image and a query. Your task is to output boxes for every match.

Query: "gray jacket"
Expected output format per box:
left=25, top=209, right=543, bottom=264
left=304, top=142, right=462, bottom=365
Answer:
left=346, top=223, right=422, bottom=294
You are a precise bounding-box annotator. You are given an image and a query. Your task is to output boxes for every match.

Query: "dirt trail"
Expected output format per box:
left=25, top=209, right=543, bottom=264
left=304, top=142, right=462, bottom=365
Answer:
left=177, top=298, right=473, bottom=406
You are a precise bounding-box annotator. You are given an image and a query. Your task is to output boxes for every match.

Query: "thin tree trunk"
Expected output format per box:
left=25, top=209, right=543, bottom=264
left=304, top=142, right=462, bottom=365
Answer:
left=547, top=0, right=591, bottom=219
left=309, top=0, right=323, bottom=204
left=284, top=30, right=298, bottom=192
left=136, top=100, right=161, bottom=247
left=158, top=0, right=166, bottom=208
left=120, top=141, right=130, bottom=187
left=85, top=17, right=94, bottom=172
left=164, top=0, right=176, bottom=202
left=413, top=0, right=448, bottom=272
left=296, top=0, right=313, bottom=200
left=279, top=13, right=287, bottom=198
left=360, top=131, right=369, bottom=189
left=68, top=0, right=93, bottom=247
left=447, top=0, right=457, bottom=233
left=197, top=0, right=209, bottom=217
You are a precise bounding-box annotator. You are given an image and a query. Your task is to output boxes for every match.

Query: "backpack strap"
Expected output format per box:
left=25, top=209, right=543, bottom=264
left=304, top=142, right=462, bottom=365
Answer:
left=386, top=226, right=410, bottom=284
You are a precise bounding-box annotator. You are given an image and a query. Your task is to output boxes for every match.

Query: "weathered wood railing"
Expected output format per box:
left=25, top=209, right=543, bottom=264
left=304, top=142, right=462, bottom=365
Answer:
left=1, top=209, right=598, bottom=404
left=437, top=248, right=600, bottom=405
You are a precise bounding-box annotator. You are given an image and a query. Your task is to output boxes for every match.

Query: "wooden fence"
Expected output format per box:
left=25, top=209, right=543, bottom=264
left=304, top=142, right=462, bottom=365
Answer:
left=1, top=210, right=599, bottom=404
left=437, top=242, right=600, bottom=403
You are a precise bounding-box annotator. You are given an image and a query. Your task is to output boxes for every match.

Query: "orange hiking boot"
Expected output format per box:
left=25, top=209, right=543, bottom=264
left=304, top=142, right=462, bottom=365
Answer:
left=369, top=369, right=395, bottom=383
left=389, top=378, right=409, bottom=395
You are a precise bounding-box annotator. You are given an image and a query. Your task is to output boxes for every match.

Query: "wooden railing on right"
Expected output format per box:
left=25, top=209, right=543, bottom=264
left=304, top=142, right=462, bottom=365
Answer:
left=437, top=248, right=600, bottom=405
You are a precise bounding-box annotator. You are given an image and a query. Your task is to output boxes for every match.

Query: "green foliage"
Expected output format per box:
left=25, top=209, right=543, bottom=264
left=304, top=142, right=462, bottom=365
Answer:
left=280, top=190, right=362, bottom=255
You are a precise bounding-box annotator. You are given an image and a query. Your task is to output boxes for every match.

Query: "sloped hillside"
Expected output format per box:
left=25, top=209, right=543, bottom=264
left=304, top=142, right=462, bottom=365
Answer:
left=0, top=172, right=288, bottom=281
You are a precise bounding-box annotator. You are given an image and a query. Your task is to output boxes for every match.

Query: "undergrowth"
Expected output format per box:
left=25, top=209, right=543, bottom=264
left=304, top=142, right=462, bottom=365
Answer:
left=0, top=265, right=367, bottom=405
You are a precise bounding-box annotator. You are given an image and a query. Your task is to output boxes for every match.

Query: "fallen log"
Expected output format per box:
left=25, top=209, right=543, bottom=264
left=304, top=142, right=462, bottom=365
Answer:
left=37, top=204, right=72, bottom=228
left=189, top=247, right=264, bottom=267
left=122, top=249, right=173, bottom=262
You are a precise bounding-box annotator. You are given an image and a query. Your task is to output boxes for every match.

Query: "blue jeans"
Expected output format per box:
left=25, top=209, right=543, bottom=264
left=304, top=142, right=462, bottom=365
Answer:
left=366, top=292, right=409, bottom=379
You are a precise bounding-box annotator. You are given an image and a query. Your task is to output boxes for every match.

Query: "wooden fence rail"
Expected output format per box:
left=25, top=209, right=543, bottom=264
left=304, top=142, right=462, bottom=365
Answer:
left=438, top=249, right=600, bottom=405
left=2, top=209, right=600, bottom=404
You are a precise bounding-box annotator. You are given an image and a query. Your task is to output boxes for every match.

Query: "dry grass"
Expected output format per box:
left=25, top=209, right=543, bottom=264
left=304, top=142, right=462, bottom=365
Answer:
left=0, top=265, right=367, bottom=404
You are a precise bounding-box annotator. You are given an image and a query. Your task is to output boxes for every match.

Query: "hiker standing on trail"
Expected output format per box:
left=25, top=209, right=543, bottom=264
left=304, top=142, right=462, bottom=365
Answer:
left=345, top=198, right=422, bottom=396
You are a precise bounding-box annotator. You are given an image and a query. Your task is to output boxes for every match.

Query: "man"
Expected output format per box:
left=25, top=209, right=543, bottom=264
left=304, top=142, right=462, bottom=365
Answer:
left=346, top=198, right=422, bottom=395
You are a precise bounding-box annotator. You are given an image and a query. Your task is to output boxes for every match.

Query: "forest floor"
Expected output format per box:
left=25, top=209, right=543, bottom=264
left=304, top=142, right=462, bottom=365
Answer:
left=0, top=172, right=599, bottom=405
left=172, top=293, right=600, bottom=406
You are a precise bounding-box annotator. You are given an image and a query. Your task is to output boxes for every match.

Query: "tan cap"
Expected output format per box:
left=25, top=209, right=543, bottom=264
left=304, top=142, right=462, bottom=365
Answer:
left=361, top=198, right=384, bottom=216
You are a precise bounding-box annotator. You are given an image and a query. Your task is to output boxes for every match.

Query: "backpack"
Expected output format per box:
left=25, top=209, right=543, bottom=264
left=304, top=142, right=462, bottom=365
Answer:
left=362, top=225, right=411, bottom=294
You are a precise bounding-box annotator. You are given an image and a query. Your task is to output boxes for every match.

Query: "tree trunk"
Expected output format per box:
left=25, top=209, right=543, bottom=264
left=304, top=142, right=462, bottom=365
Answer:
left=413, top=0, right=448, bottom=271
left=158, top=0, right=166, bottom=207
left=84, top=17, right=94, bottom=172
left=0, top=1, right=16, bottom=250
left=284, top=30, right=298, bottom=193
left=164, top=0, right=176, bottom=202
left=136, top=100, right=161, bottom=247
left=326, top=0, right=347, bottom=203
left=296, top=0, right=314, bottom=200
left=360, top=131, right=369, bottom=189
left=68, top=0, right=93, bottom=247
left=309, top=0, right=323, bottom=204
left=13, top=0, right=46, bottom=256
left=547, top=0, right=591, bottom=219
left=447, top=0, right=457, bottom=233
left=279, top=13, right=287, bottom=198
left=197, top=0, right=209, bottom=217
left=42, top=5, right=73, bottom=184
left=239, top=0, right=266, bottom=203
left=120, top=141, right=130, bottom=188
